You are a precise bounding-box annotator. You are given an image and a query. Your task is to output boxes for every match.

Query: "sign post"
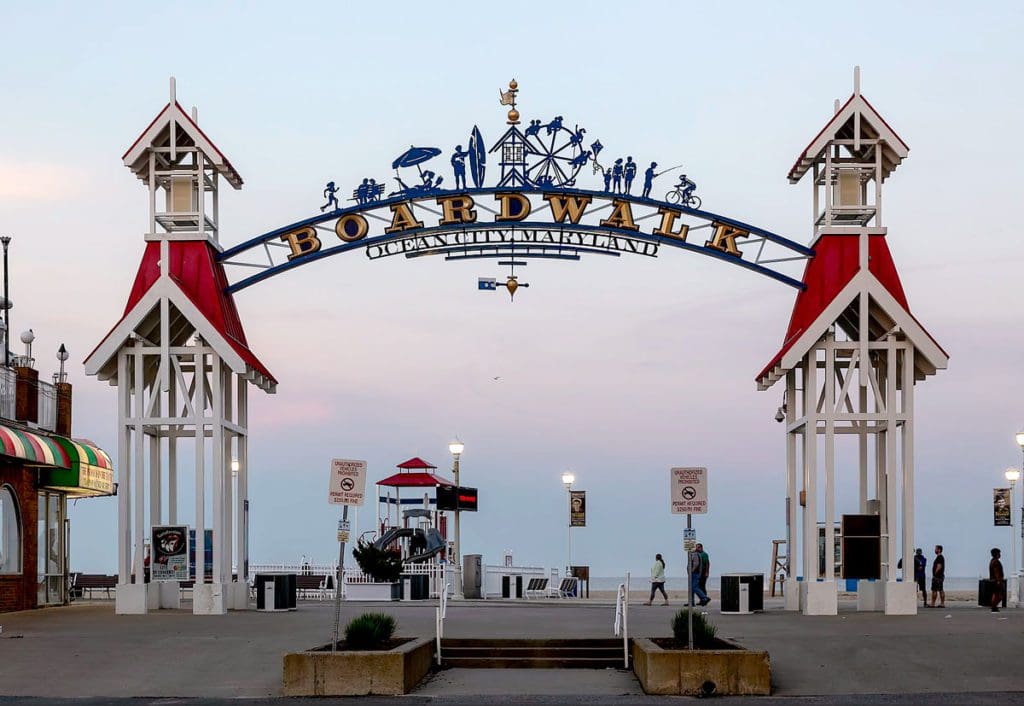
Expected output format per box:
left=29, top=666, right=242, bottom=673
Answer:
left=328, top=458, right=367, bottom=653
left=672, top=467, right=708, bottom=651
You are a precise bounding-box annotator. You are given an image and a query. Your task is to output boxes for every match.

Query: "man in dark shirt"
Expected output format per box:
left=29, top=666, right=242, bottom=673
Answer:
left=990, top=548, right=1005, bottom=612
left=913, top=548, right=927, bottom=606
left=930, top=545, right=946, bottom=608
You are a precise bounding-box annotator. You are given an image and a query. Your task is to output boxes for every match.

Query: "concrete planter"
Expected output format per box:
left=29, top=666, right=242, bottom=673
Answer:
left=632, top=637, right=770, bottom=696
left=345, top=581, right=401, bottom=601
left=283, top=636, right=433, bottom=696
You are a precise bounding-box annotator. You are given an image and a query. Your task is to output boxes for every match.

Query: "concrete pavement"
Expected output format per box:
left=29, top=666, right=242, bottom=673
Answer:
left=0, top=598, right=1022, bottom=698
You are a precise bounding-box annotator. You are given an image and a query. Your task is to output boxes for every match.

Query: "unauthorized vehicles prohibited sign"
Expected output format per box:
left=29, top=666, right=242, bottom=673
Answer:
left=329, top=459, right=367, bottom=506
left=671, top=467, right=708, bottom=514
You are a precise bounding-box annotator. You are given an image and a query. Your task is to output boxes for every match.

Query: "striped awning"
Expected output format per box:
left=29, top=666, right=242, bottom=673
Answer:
left=0, top=424, right=114, bottom=497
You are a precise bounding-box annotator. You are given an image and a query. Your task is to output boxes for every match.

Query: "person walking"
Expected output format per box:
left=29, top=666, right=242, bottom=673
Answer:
left=688, top=548, right=711, bottom=606
left=930, top=545, right=945, bottom=608
left=913, top=548, right=927, bottom=606
left=696, top=543, right=710, bottom=596
left=645, top=553, right=668, bottom=605
left=990, top=547, right=1005, bottom=612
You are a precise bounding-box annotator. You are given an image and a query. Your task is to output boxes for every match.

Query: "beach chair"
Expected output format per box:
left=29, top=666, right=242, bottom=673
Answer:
left=524, top=577, right=548, bottom=599
left=556, top=577, right=578, bottom=598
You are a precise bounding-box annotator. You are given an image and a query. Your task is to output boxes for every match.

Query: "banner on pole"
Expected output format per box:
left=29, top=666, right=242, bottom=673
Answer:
left=570, top=490, right=586, bottom=527
left=329, top=459, right=367, bottom=506
left=994, top=488, right=1011, bottom=526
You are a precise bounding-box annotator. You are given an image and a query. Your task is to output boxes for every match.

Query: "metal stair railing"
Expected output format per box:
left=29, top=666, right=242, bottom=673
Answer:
left=613, top=571, right=630, bottom=668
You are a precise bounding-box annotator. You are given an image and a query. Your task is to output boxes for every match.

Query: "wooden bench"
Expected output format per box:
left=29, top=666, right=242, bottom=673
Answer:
left=524, top=577, right=548, bottom=599
left=297, top=574, right=334, bottom=600
left=72, top=573, right=117, bottom=599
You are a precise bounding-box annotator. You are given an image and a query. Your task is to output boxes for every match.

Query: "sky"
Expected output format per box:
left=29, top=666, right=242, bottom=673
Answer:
left=1, top=1, right=1023, bottom=582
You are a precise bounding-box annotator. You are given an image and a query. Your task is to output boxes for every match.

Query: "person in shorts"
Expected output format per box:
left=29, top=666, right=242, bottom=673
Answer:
left=930, top=545, right=945, bottom=608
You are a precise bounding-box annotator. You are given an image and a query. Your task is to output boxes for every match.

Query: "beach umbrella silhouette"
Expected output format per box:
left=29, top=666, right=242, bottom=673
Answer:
left=392, top=146, right=442, bottom=176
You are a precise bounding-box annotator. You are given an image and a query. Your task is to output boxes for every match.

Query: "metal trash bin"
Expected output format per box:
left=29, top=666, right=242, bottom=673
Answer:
left=978, top=579, right=1007, bottom=608
left=721, top=573, right=764, bottom=613
left=255, top=573, right=296, bottom=612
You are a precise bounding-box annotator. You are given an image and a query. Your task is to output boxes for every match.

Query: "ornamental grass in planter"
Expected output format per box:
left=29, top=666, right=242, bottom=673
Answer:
left=632, top=609, right=770, bottom=696
left=283, top=613, right=434, bottom=696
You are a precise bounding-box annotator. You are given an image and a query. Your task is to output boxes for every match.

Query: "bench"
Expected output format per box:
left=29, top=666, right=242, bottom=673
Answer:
left=72, top=573, right=117, bottom=599
left=524, top=577, right=548, bottom=599
left=297, top=574, right=334, bottom=600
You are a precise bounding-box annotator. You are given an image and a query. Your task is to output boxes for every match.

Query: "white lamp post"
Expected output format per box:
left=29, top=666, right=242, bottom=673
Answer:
left=449, top=440, right=465, bottom=598
left=561, top=472, right=575, bottom=576
left=1006, top=466, right=1021, bottom=606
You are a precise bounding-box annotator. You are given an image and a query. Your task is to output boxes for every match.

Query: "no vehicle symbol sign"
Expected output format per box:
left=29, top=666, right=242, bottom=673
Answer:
left=328, top=458, right=367, bottom=506
left=670, top=467, right=708, bottom=515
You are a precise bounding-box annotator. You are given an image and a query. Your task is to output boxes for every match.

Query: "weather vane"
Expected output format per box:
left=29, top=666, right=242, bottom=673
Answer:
left=499, top=79, right=519, bottom=125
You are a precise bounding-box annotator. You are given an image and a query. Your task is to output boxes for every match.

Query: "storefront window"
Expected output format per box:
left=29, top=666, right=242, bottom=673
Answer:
left=0, top=485, right=21, bottom=574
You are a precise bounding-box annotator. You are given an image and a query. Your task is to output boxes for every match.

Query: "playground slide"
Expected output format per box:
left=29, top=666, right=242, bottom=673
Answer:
left=406, top=528, right=445, bottom=563
left=373, top=526, right=413, bottom=550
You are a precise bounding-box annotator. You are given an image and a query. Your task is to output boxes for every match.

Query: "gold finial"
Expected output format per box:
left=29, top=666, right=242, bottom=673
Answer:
left=500, top=78, right=520, bottom=125
left=505, top=276, right=519, bottom=299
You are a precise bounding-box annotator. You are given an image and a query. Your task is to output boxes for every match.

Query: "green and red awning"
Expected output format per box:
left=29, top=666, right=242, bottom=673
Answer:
left=0, top=423, right=114, bottom=497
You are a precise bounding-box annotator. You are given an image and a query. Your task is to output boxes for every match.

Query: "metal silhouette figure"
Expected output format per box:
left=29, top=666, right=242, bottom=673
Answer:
left=451, top=144, right=470, bottom=189
left=624, top=156, right=637, bottom=194
left=320, top=181, right=340, bottom=212
left=611, top=159, right=624, bottom=193
left=666, top=173, right=701, bottom=209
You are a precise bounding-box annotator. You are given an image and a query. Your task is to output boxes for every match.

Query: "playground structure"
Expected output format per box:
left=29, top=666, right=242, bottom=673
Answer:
left=370, top=457, right=453, bottom=566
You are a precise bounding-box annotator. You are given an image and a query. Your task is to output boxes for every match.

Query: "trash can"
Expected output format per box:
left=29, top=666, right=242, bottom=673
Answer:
left=978, top=579, right=1008, bottom=608
left=255, top=573, right=296, bottom=612
left=400, top=574, right=429, bottom=600
left=721, top=573, right=764, bottom=613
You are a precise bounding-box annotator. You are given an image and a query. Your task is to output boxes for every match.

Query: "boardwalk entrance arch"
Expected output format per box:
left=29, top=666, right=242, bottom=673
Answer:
left=86, top=71, right=945, bottom=616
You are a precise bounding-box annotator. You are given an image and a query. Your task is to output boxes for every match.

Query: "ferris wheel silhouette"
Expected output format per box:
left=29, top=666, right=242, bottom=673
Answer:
left=523, top=118, right=589, bottom=188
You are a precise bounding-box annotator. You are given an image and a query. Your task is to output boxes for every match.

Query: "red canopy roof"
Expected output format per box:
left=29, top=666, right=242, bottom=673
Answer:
left=397, top=457, right=436, bottom=470
left=377, top=472, right=453, bottom=488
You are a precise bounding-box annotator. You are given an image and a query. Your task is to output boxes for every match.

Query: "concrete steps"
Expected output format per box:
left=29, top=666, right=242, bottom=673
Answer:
left=440, top=638, right=628, bottom=669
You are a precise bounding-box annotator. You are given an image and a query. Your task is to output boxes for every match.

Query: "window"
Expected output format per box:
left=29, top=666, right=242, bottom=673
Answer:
left=0, top=485, right=21, bottom=574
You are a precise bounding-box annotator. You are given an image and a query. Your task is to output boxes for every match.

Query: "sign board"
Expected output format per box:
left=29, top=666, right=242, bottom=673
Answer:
left=337, top=519, right=351, bottom=543
left=478, top=277, right=497, bottom=291
left=683, top=528, right=697, bottom=551
left=329, top=459, right=367, bottom=506
left=994, top=487, right=1011, bottom=526
left=437, top=485, right=479, bottom=511
left=151, top=525, right=190, bottom=582
left=671, top=467, right=707, bottom=514
left=570, top=490, right=586, bottom=527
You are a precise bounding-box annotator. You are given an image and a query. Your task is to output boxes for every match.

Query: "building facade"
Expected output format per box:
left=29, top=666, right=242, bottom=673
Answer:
left=0, top=337, right=114, bottom=613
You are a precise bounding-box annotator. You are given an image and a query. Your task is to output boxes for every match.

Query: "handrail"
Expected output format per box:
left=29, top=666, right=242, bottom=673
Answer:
left=613, top=572, right=630, bottom=668
left=435, top=567, right=450, bottom=666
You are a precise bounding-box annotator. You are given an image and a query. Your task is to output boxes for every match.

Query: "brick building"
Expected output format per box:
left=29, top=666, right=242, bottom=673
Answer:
left=0, top=333, right=113, bottom=612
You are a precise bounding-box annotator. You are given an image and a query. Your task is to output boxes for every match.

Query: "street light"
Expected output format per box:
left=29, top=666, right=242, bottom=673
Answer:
left=1006, top=467, right=1021, bottom=606
left=561, top=472, right=575, bottom=576
left=449, top=440, right=464, bottom=597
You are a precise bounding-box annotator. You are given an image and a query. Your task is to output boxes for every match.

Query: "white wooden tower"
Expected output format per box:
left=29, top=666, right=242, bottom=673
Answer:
left=757, top=68, right=947, bottom=615
left=86, top=79, right=276, bottom=615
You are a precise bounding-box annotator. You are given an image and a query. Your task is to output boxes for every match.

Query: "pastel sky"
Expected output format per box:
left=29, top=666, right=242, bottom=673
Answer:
left=1, top=1, right=1022, bottom=581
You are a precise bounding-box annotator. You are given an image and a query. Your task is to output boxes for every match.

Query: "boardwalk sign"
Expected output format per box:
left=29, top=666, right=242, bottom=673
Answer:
left=328, top=459, right=367, bottom=506
left=671, top=467, right=708, bottom=515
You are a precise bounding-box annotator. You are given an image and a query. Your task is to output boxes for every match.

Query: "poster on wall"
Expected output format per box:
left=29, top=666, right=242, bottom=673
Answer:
left=570, top=490, right=586, bottom=527
left=151, top=525, right=190, bottom=582
left=994, top=488, right=1011, bottom=526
